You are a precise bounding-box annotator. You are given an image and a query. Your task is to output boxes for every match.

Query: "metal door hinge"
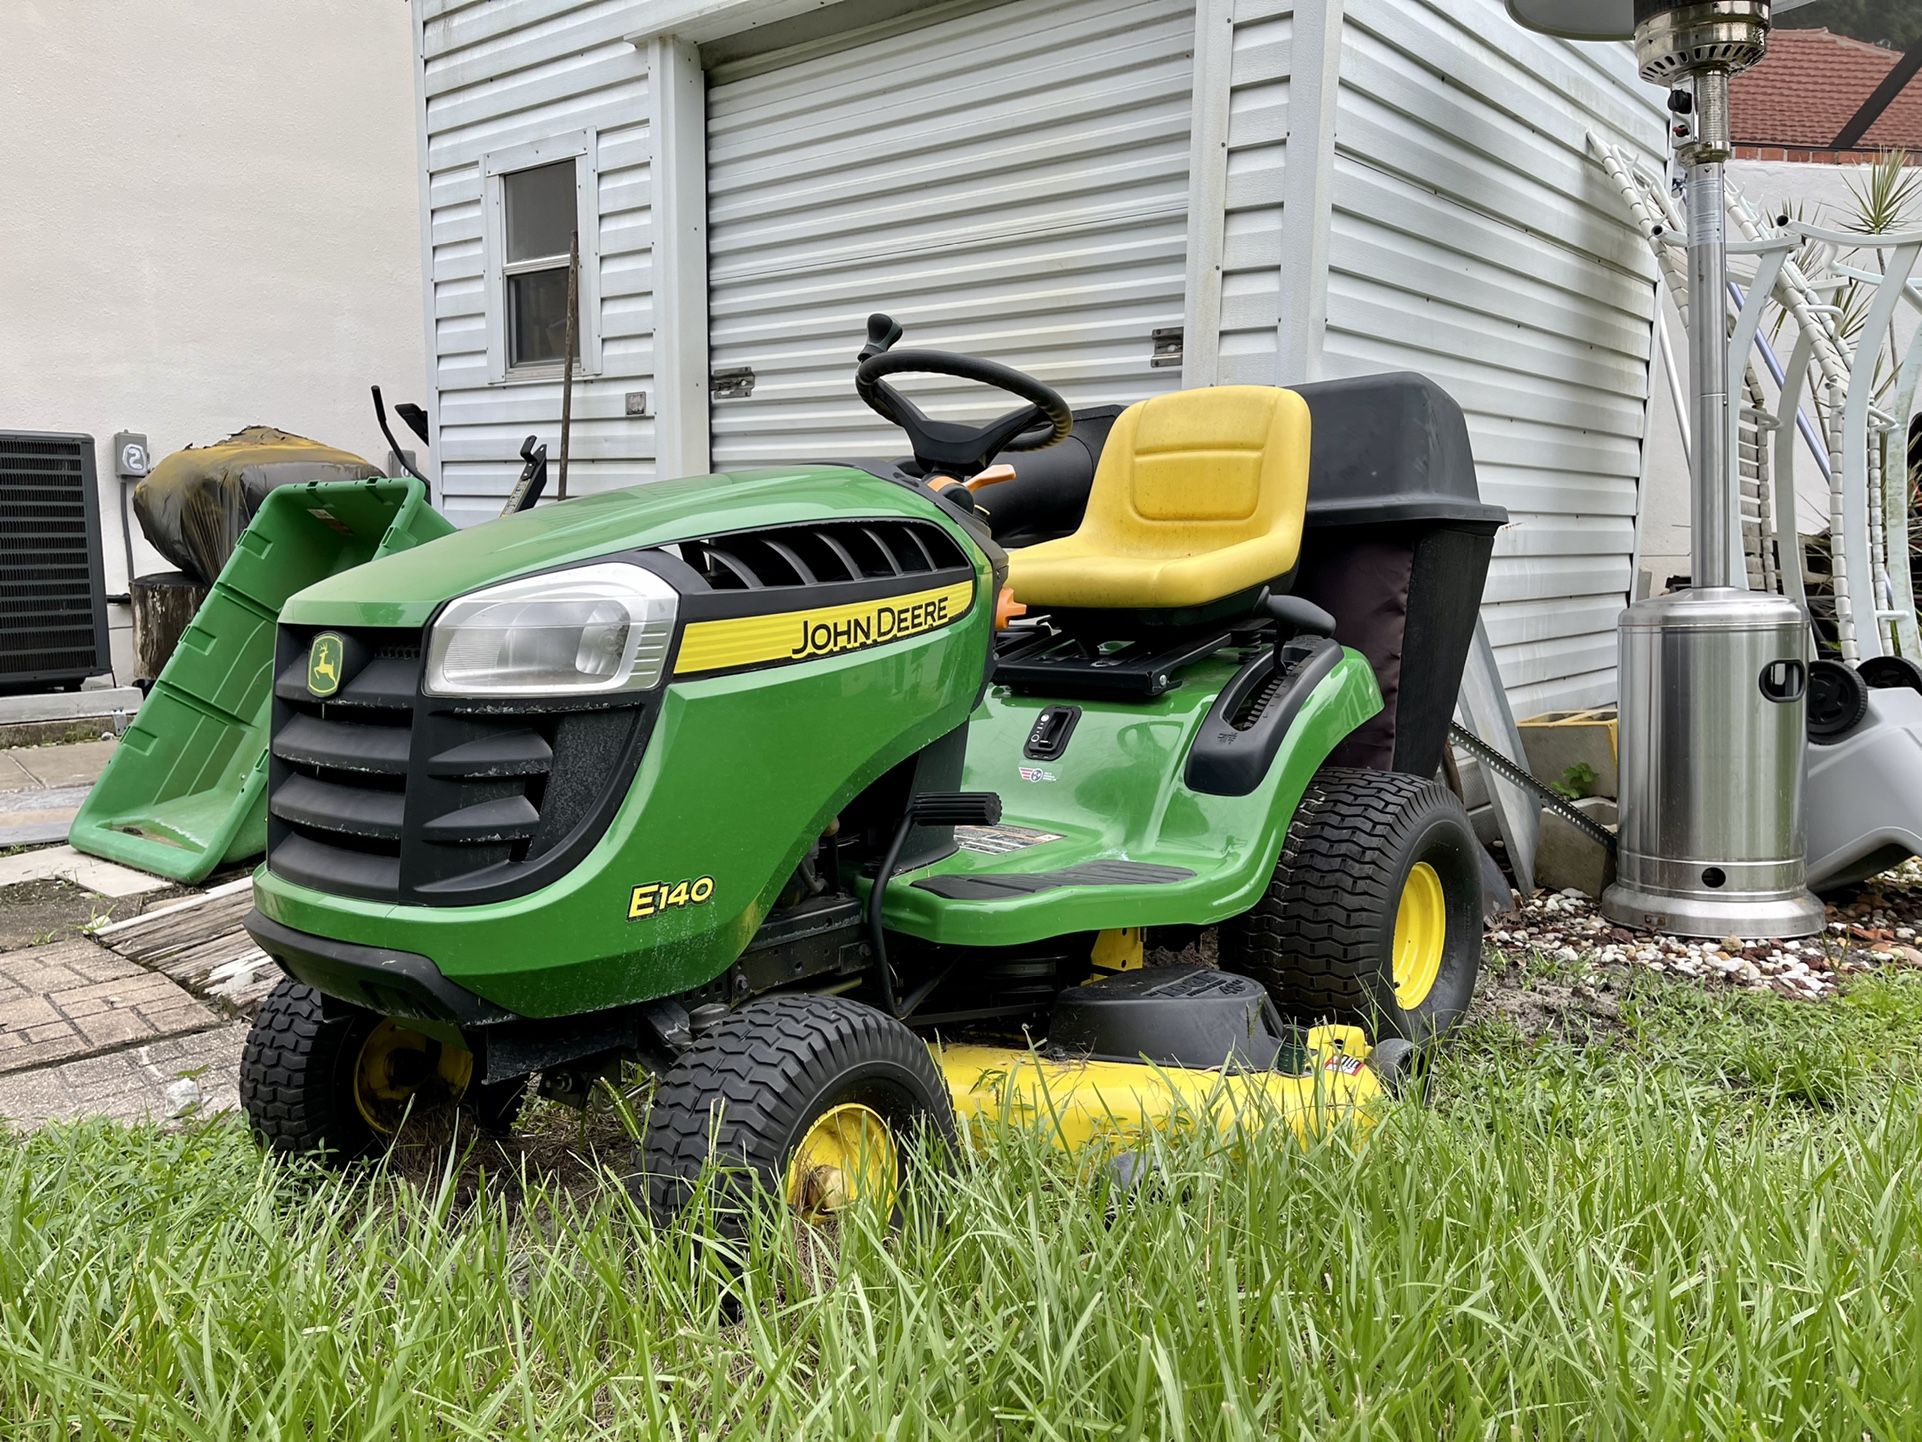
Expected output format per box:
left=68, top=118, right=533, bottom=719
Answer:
left=711, top=366, right=756, bottom=400
left=1150, top=327, right=1184, bottom=368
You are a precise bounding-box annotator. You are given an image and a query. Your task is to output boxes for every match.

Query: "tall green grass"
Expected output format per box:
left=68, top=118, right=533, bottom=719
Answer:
left=5, top=968, right=1922, bottom=1440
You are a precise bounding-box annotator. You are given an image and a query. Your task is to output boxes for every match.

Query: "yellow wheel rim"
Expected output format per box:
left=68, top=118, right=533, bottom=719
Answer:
left=783, top=1102, right=898, bottom=1221
left=1391, top=861, right=1448, bottom=1011
left=351, top=1020, right=474, bottom=1136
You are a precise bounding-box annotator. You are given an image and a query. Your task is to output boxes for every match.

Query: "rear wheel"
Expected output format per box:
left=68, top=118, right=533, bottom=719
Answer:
left=240, top=978, right=524, bottom=1161
left=1219, top=767, right=1482, bottom=1042
left=637, top=993, right=955, bottom=1228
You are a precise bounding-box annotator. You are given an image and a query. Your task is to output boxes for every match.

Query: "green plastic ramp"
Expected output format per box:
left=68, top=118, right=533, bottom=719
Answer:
left=71, top=478, right=451, bottom=882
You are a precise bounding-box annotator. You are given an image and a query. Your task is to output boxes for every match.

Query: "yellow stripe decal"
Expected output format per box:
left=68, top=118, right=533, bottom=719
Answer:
left=675, top=580, right=975, bottom=675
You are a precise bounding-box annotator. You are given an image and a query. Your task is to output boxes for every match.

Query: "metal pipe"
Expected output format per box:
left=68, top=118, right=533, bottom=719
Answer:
left=1687, top=71, right=1732, bottom=588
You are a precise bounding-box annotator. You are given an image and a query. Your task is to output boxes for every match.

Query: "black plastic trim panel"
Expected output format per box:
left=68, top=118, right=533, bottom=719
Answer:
left=266, top=623, right=659, bottom=907
left=245, top=908, right=515, bottom=1026
left=1185, top=635, right=1343, bottom=797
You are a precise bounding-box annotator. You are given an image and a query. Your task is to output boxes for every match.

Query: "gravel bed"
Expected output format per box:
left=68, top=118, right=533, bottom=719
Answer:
left=1490, top=859, right=1922, bottom=999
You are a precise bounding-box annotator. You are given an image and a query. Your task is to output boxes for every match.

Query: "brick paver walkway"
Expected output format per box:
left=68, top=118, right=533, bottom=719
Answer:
left=0, top=938, right=217, bottom=1076
left=0, top=1024, right=245, bottom=1126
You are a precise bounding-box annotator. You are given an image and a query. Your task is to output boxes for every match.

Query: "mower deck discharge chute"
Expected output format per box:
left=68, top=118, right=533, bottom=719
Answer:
left=237, top=317, right=1502, bottom=1221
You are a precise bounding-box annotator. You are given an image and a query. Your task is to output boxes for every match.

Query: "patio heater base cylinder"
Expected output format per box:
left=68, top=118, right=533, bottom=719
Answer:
left=1601, top=588, right=1825, bottom=939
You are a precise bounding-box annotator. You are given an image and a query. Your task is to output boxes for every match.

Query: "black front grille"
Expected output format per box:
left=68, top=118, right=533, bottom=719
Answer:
left=663, top=518, right=968, bottom=592
left=0, top=433, right=108, bottom=688
left=266, top=625, right=655, bottom=905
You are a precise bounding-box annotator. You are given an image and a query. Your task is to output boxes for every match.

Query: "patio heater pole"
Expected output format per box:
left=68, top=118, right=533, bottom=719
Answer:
left=1686, top=69, right=1732, bottom=592
left=1505, top=0, right=1825, bottom=940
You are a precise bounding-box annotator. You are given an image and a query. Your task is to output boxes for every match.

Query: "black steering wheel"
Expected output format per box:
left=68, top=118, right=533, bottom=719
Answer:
left=855, top=341, right=1074, bottom=481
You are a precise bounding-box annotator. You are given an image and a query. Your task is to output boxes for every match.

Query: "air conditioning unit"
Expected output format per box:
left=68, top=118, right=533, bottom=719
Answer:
left=0, top=432, right=110, bottom=692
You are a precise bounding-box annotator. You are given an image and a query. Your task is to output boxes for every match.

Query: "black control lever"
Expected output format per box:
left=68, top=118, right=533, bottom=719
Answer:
left=370, top=385, right=431, bottom=496
left=501, top=435, right=549, bottom=516
left=1264, top=593, right=1336, bottom=673
left=858, top=312, right=904, bottom=363
left=394, top=402, right=431, bottom=446
left=1266, top=594, right=1336, bottom=639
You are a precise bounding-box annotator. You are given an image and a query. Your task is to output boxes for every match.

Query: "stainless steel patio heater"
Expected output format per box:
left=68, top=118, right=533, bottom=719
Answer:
left=1505, top=0, right=1824, bottom=938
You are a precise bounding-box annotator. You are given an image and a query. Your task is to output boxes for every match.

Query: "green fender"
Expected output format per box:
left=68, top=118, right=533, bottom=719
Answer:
left=882, top=651, right=1383, bottom=946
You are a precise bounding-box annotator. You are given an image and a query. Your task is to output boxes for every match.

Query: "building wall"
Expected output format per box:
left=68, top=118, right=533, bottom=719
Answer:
left=0, top=0, right=426, bottom=684
left=1322, top=0, right=1663, bottom=720
left=1639, top=158, right=1922, bottom=590
left=1215, top=0, right=1289, bottom=384
left=410, top=0, right=1664, bottom=723
left=417, top=0, right=658, bottom=527
left=1211, top=0, right=1662, bottom=717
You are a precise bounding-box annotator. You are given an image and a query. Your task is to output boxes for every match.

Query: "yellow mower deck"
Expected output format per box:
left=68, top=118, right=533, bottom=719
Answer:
left=934, top=1024, right=1386, bottom=1152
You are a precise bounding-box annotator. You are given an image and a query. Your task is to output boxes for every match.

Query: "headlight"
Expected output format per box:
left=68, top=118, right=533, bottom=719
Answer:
left=424, top=562, right=678, bottom=697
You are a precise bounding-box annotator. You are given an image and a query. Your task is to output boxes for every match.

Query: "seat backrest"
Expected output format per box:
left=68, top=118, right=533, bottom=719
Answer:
left=1076, top=386, right=1312, bottom=565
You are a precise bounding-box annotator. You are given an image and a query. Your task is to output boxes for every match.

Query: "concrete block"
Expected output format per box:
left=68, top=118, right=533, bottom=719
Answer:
left=0, top=1023, right=245, bottom=1128
left=7, top=740, right=116, bottom=789
left=0, top=939, right=215, bottom=1076
left=1536, top=796, right=1618, bottom=899
left=1518, top=708, right=1618, bottom=798
left=0, top=846, right=170, bottom=898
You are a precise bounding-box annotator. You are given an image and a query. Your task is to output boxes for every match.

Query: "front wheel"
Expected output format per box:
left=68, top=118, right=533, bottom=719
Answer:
left=240, top=978, right=524, bottom=1161
left=1219, top=768, right=1482, bottom=1042
left=637, top=994, right=955, bottom=1228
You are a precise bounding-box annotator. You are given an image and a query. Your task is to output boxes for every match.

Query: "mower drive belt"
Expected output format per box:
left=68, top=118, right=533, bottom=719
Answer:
left=912, top=859, right=1196, bottom=900
left=1447, top=721, right=1618, bottom=853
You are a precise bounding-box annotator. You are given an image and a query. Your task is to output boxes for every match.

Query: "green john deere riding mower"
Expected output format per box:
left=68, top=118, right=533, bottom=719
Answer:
left=239, top=315, right=1504, bottom=1221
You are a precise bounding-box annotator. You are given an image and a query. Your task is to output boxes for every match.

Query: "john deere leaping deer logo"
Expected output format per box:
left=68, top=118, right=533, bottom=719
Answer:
left=307, top=633, right=345, bottom=698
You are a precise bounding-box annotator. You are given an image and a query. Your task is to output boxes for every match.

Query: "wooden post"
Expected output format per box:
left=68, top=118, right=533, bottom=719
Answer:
left=130, top=572, right=210, bottom=683
left=558, top=228, right=580, bottom=500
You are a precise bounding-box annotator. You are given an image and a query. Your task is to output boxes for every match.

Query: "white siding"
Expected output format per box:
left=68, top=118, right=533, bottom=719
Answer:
left=1323, top=0, right=1663, bottom=718
left=1217, top=0, right=1290, bottom=384
left=704, top=0, right=1194, bottom=469
left=406, top=0, right=1664, bottom=720
left=418, top=0, right=655, bottom=527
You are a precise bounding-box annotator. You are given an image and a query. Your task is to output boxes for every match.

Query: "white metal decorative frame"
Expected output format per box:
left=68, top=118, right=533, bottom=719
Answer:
left=1594, top=136, right=1922, bottom=663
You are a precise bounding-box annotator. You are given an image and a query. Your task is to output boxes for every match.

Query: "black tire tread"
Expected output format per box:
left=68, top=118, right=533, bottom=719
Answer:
left=639, top=993, right=953, bottom=1225
left=239, top=977, right=372, bottom=1160
left=1220, top=767, right=1476, bottom=1029
left=240, top=977, right=524, bottom=1159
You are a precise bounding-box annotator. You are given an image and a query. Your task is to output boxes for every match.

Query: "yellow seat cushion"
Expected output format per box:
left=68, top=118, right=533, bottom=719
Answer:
left=1004, top=385, right=1311, bottom=610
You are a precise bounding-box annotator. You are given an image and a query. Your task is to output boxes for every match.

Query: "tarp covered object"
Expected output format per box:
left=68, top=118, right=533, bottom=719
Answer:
left=132, top=426, right=382, bottom=584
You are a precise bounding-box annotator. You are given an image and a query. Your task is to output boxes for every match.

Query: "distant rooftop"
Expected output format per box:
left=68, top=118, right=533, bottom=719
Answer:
left=1731, top=27, right=1921, bottom=158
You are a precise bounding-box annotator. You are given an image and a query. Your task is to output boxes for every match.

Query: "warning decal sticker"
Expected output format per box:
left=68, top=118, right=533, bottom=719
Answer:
left=954, top=824, right=1067, bottom=856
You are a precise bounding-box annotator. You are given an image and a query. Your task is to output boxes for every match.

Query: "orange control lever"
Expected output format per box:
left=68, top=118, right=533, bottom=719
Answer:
left=965, top=463, right=1017, bottom=492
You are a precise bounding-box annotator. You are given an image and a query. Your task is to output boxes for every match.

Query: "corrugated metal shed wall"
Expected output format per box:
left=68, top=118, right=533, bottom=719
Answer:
left=418, top=0, right=655, bottom=527
left=703, top=0, right=1194, bottom=470
left=1323, top=0, right=1662, bottom=718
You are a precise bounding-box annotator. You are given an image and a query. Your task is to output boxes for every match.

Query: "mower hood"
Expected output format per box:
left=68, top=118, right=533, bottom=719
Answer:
left=280, top=465, right=945, bottom=628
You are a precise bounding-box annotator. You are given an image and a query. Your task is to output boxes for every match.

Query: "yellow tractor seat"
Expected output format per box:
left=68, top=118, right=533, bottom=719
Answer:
left=1004, top=385, right=1311, bottom=612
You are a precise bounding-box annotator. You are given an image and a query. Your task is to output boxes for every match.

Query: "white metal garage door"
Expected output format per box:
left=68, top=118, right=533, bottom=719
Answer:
left=705, top=0, right=1195, bottom=471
